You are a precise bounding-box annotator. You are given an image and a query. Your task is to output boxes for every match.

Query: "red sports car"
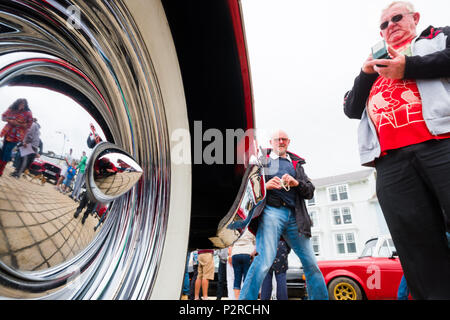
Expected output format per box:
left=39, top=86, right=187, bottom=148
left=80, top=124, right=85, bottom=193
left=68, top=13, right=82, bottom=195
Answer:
left=29, top=158, right=61, bottom=184
left=317, top=235, right=405, bottom=300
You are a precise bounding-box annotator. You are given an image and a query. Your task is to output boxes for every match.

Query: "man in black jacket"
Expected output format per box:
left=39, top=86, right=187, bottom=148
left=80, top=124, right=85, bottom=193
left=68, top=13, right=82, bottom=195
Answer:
left=239, top=130, right=327, bottom=300
left=343, top=1, right=450, bottom=299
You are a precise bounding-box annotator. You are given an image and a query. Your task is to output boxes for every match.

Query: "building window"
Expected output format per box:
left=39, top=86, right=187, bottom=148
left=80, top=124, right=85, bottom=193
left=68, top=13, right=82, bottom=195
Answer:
left=331, top=207, right=352, bottom=225
left=336, top=234, right=345, bottom=254
left=346, top=233, right=357, bottom=253
left=338, top=185, right=348, bottom=200
left=342, top=207, right=352, bottom=224
left=309, top=210, right=318, bottom=227
left=332, top=208, right=341, bottom=225
left=329, top=187, right=338, bottom=202
left=335, top=232, right=357, bottom=254
left=328, top=184, right=349, bottom=202
left=307, top=196, right=316, bottom=206
left=311, top=235, right=320, bottom=255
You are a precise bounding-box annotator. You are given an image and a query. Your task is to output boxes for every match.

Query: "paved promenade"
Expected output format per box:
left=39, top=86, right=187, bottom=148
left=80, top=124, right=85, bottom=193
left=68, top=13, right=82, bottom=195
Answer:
left=0, top=163, right=98, bottom=271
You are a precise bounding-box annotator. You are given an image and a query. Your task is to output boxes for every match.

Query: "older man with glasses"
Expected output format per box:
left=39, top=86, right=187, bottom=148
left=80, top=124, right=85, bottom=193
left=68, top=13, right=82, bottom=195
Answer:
left=344, top=1, right=450, bottom=299
left=239, top=130, right=328, bottom=300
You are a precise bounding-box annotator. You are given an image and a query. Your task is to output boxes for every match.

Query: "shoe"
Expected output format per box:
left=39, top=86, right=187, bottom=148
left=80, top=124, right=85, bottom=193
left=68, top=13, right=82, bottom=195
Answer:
left=74, top=210, right=81, bottom=219
left=181, top=295, right=189, bottom=300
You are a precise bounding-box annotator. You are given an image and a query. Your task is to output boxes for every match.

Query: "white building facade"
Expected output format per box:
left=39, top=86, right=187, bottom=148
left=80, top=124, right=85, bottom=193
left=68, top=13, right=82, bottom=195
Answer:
left=305, top=169, right=389, bottom=261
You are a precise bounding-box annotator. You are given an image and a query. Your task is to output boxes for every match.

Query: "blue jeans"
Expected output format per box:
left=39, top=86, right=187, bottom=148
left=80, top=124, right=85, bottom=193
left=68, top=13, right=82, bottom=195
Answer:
left=1, top=140, right=18, bottom=162
left=397, top=275, right=410, bottom=300
left=182, top=254, right=190, bottom=295
left=261, top=271, right=288, bottom=300
left=71, top=172, right=86, bottom=200
left=216, top=261, right=227, bottom=299
left=239, top=205, right=328, bottom=300
left=232, top=254, right=251, bottom=290
left=447, top=232, right=450, bottom=248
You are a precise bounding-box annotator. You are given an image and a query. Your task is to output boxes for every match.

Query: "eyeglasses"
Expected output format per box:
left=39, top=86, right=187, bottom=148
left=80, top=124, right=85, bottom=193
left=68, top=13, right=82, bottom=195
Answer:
left=379, top=12, right=413, bottom=30
left=272, top=137, right=289, bottom=143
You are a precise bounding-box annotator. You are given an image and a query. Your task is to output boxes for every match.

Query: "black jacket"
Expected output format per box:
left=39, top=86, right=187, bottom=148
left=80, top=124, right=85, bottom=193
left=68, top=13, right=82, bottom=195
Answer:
left=249, top=148, right=315, bottom=238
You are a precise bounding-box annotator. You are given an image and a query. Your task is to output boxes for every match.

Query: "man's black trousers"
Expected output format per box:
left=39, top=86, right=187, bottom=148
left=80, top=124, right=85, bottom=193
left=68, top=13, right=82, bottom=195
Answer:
left=376, top=138, right=450, bottom=299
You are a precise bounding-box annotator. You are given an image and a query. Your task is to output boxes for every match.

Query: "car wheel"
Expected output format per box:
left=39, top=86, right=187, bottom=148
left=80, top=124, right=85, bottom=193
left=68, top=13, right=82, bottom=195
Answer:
left=328, top=277, right=364, bottom=300
left=0, top=0, right=190, bottom=299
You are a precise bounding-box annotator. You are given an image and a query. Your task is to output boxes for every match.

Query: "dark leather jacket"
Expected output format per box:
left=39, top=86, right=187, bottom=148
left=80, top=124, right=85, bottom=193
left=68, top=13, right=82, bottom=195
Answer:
left=249, top=148, right=315, bottom=238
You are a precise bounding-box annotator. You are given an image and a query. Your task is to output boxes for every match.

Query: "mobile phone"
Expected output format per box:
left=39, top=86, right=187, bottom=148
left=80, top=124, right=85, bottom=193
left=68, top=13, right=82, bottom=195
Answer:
left=371, top=40, right=390, bottom=67
left=371, top=40, right=390, bottom=59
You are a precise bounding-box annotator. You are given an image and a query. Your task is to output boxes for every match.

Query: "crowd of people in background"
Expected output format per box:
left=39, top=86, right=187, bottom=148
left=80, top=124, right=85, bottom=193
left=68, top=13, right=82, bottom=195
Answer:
left=0, top=98, right=88, bottom=193
left=0, top=98, right=34, bottom=177
left=181, top=232, right=294, bottom=300
left=0, top=100, right=108, bottom=231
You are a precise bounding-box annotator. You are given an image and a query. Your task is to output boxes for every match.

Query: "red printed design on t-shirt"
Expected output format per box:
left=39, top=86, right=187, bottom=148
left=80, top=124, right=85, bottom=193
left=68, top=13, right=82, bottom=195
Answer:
left=367, top=40, right=450, bottom=154
left=368, top=77, right=450, bottom=153
left=369, top=78, right=422, bottom=130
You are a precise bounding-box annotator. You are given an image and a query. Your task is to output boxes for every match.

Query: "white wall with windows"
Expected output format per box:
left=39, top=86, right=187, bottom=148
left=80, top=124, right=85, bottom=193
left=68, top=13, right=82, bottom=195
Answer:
left=305, top=169, right=389, bottom=261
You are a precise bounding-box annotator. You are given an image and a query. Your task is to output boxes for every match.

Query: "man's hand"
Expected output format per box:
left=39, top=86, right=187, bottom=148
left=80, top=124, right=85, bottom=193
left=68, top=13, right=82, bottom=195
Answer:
left=369, top=46, right=406, bottom=79
left=362, top=54, right=377, bottom=74
left=282, top=174, right=299, bottom=188
left=266, top=176, right=283, bottom=190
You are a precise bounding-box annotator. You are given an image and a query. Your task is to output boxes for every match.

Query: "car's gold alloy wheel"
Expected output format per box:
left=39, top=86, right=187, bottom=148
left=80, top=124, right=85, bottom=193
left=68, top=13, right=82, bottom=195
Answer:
left=334, top=283, right=357, bottom=300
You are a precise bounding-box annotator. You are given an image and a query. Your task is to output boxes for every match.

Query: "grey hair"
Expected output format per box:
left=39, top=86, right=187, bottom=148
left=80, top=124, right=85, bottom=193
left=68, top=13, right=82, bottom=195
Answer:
left=269, top=129, right=290, bottom=141
left=383, top=1, right=415, bottom=13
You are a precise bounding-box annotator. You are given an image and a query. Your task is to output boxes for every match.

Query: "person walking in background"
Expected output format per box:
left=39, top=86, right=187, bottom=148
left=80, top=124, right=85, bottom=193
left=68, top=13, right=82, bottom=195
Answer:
left=261, top=239, right=291, bottom=300
left=87, top=122, right=102, bottom=148
left=215, top=248, right=228, bottom=300
left=226, top=246, right=236, bottom=300
left=231, top=228, right=256, bottom=300
left=11, top=117, right=41, bottom=178
left=56, top=148, right=73, bottom=190
left=70, top=151, right=87, bottom=201
left=189, top=250, right=198, bottom=300
left=343, top=1, right=450, bottom=299
left=239, top=130, right=328, bottom=300
left=181, top=252, right=191, bottom=300
left=194, top=249, right=214, bottom=300
left=0, top=98, right=33, bottom=177
left=60, top=160, right=76, bottom=193
left=74, top=124, right=103, bottom=225
left=93, top=204, right=108, bottom=231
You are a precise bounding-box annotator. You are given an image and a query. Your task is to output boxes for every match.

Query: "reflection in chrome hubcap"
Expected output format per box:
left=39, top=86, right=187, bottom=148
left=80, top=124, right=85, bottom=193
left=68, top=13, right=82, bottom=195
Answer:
left=0, top=1, right=170, bottom=299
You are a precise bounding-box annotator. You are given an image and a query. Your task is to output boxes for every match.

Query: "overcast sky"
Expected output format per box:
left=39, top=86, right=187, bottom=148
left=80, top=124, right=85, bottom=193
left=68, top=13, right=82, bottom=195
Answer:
left=241, top=0, right=450, bottom=179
